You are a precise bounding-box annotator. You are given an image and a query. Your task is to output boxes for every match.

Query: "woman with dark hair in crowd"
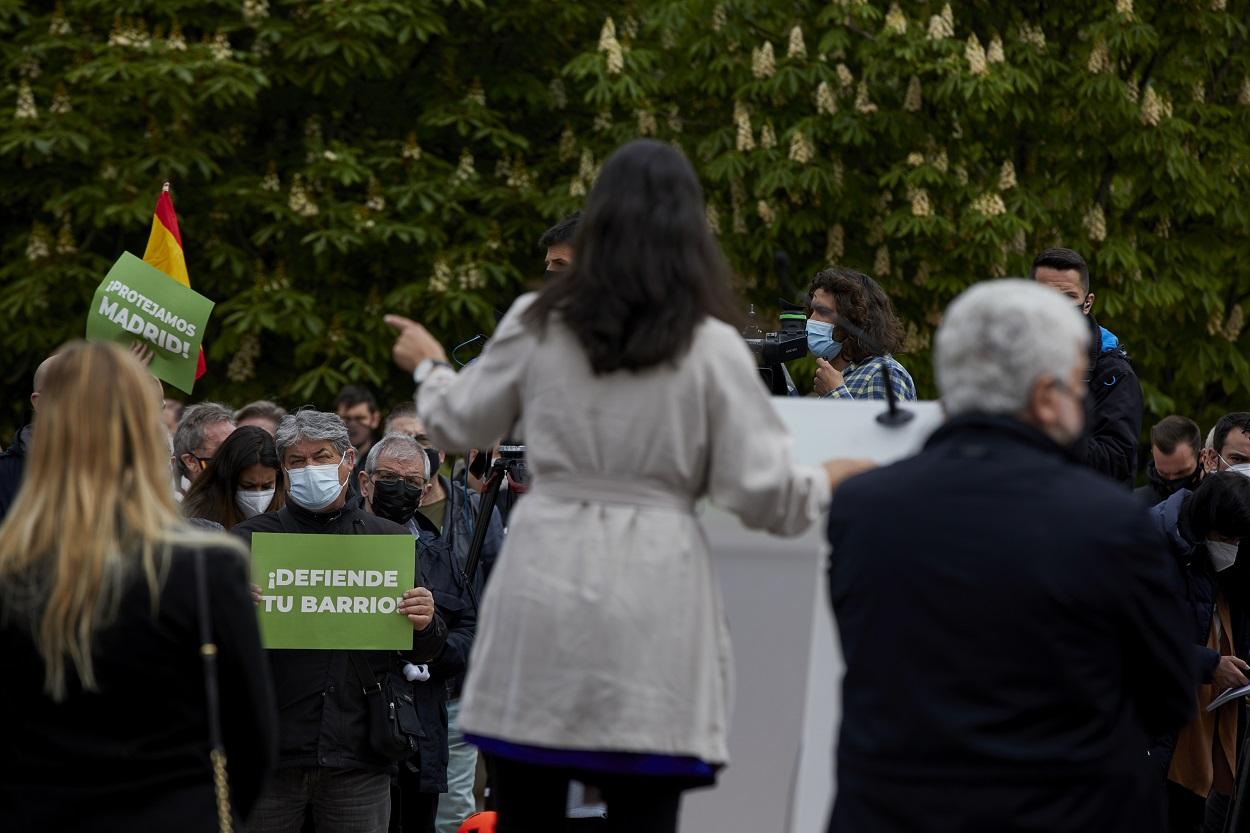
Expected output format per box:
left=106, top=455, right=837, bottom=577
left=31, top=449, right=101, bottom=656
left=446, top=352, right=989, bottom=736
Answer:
left=806, top=266, right=917, bottom=401
left=0, top=340, right=276, bottom=832
left=385, top=138, right=868, bottom=832
left=183, top=424, right=284, bottom=530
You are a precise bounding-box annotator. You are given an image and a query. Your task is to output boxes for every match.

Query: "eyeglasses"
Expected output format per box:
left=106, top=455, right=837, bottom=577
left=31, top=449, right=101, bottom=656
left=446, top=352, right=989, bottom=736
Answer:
left=373, top=471, right=427, bottom=490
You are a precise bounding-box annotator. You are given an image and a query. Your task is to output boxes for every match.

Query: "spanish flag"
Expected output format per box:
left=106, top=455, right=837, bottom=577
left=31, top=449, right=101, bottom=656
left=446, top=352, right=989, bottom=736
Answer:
left=143, top=183, right=206, bottom=379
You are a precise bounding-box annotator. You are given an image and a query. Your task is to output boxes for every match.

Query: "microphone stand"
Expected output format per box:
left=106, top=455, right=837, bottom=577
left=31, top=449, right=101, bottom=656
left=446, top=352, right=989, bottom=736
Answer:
left=833, top=316, right=914, bottom=427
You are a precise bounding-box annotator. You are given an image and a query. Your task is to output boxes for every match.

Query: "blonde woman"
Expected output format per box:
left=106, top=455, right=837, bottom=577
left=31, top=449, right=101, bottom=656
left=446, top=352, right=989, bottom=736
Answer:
left=0, top=341, right=277, bottom=833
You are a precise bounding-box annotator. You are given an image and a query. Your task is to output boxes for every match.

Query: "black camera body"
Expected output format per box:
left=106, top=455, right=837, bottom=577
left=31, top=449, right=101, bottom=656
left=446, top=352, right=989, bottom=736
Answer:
left=745, top=303, right=809, bottom=396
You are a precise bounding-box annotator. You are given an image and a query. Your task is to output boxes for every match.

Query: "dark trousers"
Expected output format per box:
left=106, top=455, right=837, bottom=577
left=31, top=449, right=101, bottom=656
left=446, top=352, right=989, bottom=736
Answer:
left=1167, top=782, right=1231, bottom=833
left=389, top=766, right=439, bottom=833
left=492, top=756, right=683, bottom=833
left=250, top=767, right=391, bottom=833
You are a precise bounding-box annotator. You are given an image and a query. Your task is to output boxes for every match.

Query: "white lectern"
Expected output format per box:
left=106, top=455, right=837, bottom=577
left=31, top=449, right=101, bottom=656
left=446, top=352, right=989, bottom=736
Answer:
left=680, top=399, right=944, bottom=833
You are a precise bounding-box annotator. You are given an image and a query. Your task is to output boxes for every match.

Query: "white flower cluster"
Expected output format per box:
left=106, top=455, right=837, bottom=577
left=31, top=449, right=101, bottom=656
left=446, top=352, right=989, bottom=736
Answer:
left=211, top=31, right=232, bottom=62
left=855, top=81, right=877, bottom=114
left=752, top=41, right=775, bottom=79
left=884, top=5, right=907, bottom=36
left=1018, top=23, right=1046, bottom=50
left=826, top=224, right=845, bottom=261
left=757, top=199, right=775, bottom=225
left=558, top=126, right=576, bottom=160
left=261, top=165, right=280, bottom=191
left=965, top=35, right=989, bottom=77
left=48, top=84, right=69, bottom=115
left=1125, top=78, right=1140, bottom=103
left=706, top=203, right=721, bottom=235
left=1155, top=216, right=1171, bottom=238
left=429, top=260, right=453, bottom=294
left=1193, top=82, right=1205, bottom=104
left=167, top=23, right=187, bottom=51
left=1240, top=77, right=1250, bottom=106
left=458, top=265, right=485, bottom=291
left=760, top=122, right=776, bottom=149
left=836, top=63, right=854, bottom=89
left=452, top=150, right=476, bottom=184
left=909, top=186, right=932, bottom=217
left=734, top=101, right=754, bottom=151
left=466, top=82, right=486, bottom=106
left=667, top=105, right=683, bottom=133
left=288, top=178, right=319, bottom=217
left=931, top=149, right=949, bottom=172
left=243, top=0, right=269, bottom=22
left=110, top=18, right=152, bottom=49
left=1224, top=305, right=1245, bottom=342
left=1140, top=85, right=1172, bottom=126
left=599, top=18, right=624, bottom=76
left=26, top=223, right=51, bottom=261
left=987, top=36, right=1005, bottom=64
left=403, top=134, right=422, bottom=161
left=789, top=131, right=813, bottom=164
left=636, top=109, right=657, bottom=136
left=1087, top=40, right=1111, bottom=74
left=1212, top=0, right=1227, bottom=9
left=999, top=160, right=1016, bottom=190
left=874, top=246, right=891, bottom=277
left=623, top=16, right=639, bottom=39
left=1115, top=0, right=1134, bottom=18
left=15, top=82, right=37, bottom=120
left=927, top=4, right=954, bottom=40
left=788, top=26, right=806, bottom=59
left=1084, top=203, right=1106, bottom=242
left=904, top=76, right=922, bottom=111
left=50, top=4, right=72, bottom=36
left=712, top=4, right=727, bottom=32
left=816, top=81, right=837, bottom=115
left=594, top=109, right=613, bottom=131
left=972, top=192, right=1006, bottom=217
left=366, top=180, right=386, bottom=212
left=907, top=151, right=925, bottom=166
left=56, top=220, right=76, bottom=254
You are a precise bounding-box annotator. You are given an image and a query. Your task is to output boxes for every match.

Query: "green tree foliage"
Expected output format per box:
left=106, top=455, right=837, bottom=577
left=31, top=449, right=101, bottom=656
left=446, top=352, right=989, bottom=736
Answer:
left=2, top=1, right=1249, bottom=448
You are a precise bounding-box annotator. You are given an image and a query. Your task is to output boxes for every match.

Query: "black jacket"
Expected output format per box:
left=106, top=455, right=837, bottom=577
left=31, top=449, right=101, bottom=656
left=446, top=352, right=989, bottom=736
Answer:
left=355, top=498, right=477, bottom=794
left=1147, top=490, right=1250, bottom=773
left=1135, top=461, right=1203, bottom=508
left=0, top=424, right=30, bottom=522
left=232, top=502, right=447, bottom=773
left=1076, top=313, right=1144, bottom=486
left=827, top=414, right=1195, bottom=833
left=0, top=544, right=277, bottom=833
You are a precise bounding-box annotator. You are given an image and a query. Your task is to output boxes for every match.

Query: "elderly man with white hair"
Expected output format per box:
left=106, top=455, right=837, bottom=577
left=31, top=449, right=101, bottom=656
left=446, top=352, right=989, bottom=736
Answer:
left=826, top=279, right=1196, bottom=833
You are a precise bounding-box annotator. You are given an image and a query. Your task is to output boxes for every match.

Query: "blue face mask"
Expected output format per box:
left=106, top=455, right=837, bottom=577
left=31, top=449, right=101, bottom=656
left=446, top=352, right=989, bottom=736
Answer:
left=806, top=319, right=842, bottom=360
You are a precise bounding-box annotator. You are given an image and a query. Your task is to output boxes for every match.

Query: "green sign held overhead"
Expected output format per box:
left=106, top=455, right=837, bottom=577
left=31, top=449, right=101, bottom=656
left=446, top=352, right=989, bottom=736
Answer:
left=251, top=532, right=416, bottom=651
left=85, top=252, right=214, bottom=394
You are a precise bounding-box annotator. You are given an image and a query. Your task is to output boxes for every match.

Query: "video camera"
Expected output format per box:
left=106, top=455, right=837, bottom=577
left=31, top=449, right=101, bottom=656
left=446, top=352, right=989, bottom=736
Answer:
left=744, top=302, right=809, bottom=396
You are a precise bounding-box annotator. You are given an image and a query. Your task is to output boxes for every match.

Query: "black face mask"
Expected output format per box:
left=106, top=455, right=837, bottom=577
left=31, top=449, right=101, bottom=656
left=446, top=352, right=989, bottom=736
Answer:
left=370, top=479, right=424, bottom=525
left=544, top=269, right=559, bottom=283
left=1148, top=462, right=1202, bottom=496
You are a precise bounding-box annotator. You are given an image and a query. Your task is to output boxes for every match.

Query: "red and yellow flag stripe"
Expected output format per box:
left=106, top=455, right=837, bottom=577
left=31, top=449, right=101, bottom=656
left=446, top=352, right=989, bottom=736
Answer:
left=143, top=184, right=206, bottom=379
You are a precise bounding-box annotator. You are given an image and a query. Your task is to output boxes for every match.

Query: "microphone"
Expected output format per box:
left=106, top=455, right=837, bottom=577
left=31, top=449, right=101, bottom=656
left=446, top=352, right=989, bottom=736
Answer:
left=833, top=316, right=914, bottom=427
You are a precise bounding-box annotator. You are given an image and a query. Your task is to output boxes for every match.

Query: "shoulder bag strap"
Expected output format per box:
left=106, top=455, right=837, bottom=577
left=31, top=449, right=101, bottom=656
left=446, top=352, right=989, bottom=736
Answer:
left=194, top=548, right=235, bottom=833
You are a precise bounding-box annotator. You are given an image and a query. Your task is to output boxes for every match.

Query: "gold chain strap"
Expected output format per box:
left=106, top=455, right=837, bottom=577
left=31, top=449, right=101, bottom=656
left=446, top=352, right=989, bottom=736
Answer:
left=210, top=747, right=234, bottom=833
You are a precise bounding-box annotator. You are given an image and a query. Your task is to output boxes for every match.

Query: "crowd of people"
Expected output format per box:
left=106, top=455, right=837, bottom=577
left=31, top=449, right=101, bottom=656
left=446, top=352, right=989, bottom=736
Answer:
left=0, top=136, right=1247, bottom=833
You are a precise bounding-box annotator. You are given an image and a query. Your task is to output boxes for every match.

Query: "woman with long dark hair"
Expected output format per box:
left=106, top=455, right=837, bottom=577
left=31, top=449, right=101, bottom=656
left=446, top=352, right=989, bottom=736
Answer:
left=386, top=139, right=863, bottom=832
left=183, top=425, right=284, bottom=530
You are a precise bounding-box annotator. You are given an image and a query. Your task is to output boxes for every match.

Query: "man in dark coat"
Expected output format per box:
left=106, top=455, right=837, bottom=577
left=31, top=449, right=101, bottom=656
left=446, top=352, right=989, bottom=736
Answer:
left=828, top=280, right=1195, bottom=833
left=1136, top=416, right=1206, bottom=507
left=1033, top=247, right=1144, bottom=486
left=355, top=433, right=477, bottom=833
left=1145, top=473, right=1250, bottom=832
left=233, top=410, right=447, bottom=833
left=0, top=354, right=57, bottom=522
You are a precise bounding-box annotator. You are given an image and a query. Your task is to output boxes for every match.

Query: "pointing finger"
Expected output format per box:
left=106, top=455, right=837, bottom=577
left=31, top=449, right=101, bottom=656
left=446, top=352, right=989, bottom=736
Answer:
left=384, top=314, right=418, bottom=332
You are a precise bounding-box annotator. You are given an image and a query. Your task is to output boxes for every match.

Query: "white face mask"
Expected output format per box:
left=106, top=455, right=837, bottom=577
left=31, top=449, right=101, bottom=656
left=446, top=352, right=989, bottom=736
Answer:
left=235, top=488, right=276, bottom=519
left=285, top=450, right=350, bottom=511
left=1210, top=540, right=1240, bottom=573
left=1229, top=463, right=1250, bottom=479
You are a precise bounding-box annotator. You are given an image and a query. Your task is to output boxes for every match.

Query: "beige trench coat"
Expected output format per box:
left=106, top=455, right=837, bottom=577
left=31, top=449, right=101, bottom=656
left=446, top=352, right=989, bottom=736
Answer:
left=417, top=295, right=830, bottom=765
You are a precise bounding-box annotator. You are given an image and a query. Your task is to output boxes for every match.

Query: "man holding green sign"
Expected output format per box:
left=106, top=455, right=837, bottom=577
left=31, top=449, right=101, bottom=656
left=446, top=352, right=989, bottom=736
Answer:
left=232, top=409, right=447, bottom=833
left=85, top=251, right=214, bottom=395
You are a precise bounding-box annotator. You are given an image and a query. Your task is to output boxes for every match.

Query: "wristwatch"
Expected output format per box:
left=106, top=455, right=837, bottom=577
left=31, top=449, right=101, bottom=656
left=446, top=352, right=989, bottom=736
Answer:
left=413, top=358, right=451, bottom=385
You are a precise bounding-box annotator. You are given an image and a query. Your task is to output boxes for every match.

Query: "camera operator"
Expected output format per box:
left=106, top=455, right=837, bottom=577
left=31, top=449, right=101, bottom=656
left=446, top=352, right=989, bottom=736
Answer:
left=807, top=267, right=917, bottom=402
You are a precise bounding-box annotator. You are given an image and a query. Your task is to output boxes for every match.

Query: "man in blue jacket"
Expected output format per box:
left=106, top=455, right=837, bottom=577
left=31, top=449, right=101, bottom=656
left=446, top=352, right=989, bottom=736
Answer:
left=828, top=280, right=1195, bottom=833
left=1033, top=247, right=1144, bottom=486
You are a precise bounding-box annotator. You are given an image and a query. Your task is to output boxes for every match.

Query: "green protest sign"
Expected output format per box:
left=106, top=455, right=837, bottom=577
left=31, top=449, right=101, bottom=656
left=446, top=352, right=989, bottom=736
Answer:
left=251, top=532, right=416, bottom=651
left=84, top=252, right=214, bottom=394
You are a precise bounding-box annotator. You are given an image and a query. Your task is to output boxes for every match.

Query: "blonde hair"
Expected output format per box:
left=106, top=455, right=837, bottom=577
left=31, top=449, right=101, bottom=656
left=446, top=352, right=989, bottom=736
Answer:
left=0, top=341, right=240, bottom=700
